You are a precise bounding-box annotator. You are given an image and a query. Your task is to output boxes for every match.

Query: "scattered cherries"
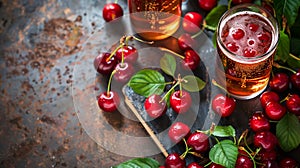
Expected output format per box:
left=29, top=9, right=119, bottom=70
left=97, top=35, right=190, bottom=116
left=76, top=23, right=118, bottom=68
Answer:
left=182, top=12, right=203, bottom=34
left=144, top=94, right=167, bottom=118
left=170, top=90, right=192, bottom=114
left=212, top=93, right=236, bottom=117
left=102, top=3, right=124, bottom=22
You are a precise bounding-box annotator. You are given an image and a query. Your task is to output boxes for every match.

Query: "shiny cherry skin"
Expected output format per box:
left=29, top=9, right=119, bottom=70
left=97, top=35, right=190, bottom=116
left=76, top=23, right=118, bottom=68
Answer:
left=178, top=33, right=197, bottom=51
left=187, top=162, right=204, bottom=168
left=168, top=122, right=190, bottom=144
left=212, top=94, right=236, bottom=117
left=115, top=45, right=138, bottom=63
left=102, top=3, right=123, bottom=22
left=198, top=0, right=217, bottom=11
left=286, top=94, right=300, bottom=115
left=258, top=149, right=277, bottom=162
left=265, top=101, right=286, bottom=120
left=165, top=153, right=186, bottom=168
left=97, top=91, right=120, bottom=112
left=269, top=73, right=290, bottom=93
left=94, top=52, right=118, bottom=75
left=249, top=111, right=270, bottom=132
left=231, top=0, right=253, bottom=5
left=182, top=12, right=203, bottom=34
left=209, top=163, right=225, bottom=168
left=253, top=131, right=277, bottom=151
left=187, top=132, right=209, bottom=153
left=260, top=91, right=280, bottom=108
left=291, top=70, right=300, bottom=90
left=235, top=155, right=253, bottom=168
left=259, top=160, right=279, bottom=168
left=113, top=62, right=134, bottom=83
left=182, top=50, right=200, bottom=70
left=279, top=157, right=299, bottom=168
left=144, top=94, right=167, bottom=118
left=170, top=90, right=192, bottom=114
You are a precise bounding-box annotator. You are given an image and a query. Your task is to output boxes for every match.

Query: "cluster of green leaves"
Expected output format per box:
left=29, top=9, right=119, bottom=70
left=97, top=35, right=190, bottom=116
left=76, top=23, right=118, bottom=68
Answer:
left=128, top=54, right=206, bottom=97
left=204, top=0, right=300, bottom=69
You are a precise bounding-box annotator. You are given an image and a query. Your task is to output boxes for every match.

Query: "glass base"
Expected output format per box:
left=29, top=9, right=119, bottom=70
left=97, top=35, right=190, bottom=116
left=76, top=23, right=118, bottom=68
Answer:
left=228, top=85, right=267, bottom=100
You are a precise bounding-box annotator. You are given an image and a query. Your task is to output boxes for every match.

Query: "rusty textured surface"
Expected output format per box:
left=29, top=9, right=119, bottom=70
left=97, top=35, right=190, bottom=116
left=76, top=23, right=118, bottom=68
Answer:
left=1, top=0, right=299, bottom=167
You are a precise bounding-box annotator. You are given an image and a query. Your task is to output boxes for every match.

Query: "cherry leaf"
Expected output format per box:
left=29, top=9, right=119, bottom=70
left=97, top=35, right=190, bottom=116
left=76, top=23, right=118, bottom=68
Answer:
left=112, top=157, right=160, bottom=168
left=212, top=125, right=236, bottom=138
left=204, top=5, right=228, bottom=31
left=275, top=31, right=290, bottom=62
left=276, top=113, right=300, bottom=152
left=209, top=140, right=238, bottom=168
left=160, top=53, right=176, bottom=77
left=274, top=0, right=300, bottom=27
left=128, top=69, right=165, bottom=97
left=182, top=75, right=206, bottom=92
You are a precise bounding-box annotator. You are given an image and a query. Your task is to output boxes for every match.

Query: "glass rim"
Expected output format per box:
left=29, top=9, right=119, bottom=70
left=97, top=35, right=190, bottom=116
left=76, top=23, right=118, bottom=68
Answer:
left=216, top=3, right=279, bottom=62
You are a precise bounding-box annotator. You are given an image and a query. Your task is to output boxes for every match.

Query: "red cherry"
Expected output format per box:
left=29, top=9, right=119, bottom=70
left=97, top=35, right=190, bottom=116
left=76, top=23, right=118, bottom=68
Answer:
left=286, top=94, right=300, bottom=115
left=258, top=32, right=271, bottom=46
left=231, top=0, right=253, bottom=5
left=259, top=160, right=279, bottom=168
left=253, top=131, right=277, bottom=151
left=279, top=157, right=299, bottom=168
left=212, top=94, right=236, bottom=117
left=97, top=91, right=120, bottom=112
left=249, top=23, right=259, bottom=32
left=168, top=122, right=190, bottom=144
left=102, top=3, right=123, bottom=22
left=187, top=132, right=210, bottom=153
left=243, top=47, right=257, bottom=57
left=258, top=149, right=277, bottom=161
left=94, top=52, right=118, bottom=75
left=178, top=33, right=197, bottom=51
left=226, top=42, right=239, bottom=53
left=262, top=2, right=275, bottom=16
left=198, top=0, right=217, bottom=11
left=116, top=45, right=138, bottom=63
left=260, top=91, right=280, bottom=108
left=291, top=70, right=300, bottom=90
left=209, top=163, right=225, bottom=168
left=231, top=28, right=245, bottom=40
left=182, top=12, right=203, bottom=34
left=235, top=155, right=253, bottom=168
left=170, top=90, right=192, bottom=114
left=269, top=73, right=289, bottom=92
left=187, top=162, right=204, bottom=168
left=113, top=62, right=135, bottom=83
left=165, top=153, right=186, bottom=168
left=182, top=50, right=200, bottom=70
left=144, top=94, right=167, bottom=118
left=265, top=101, right=286, bottom=120
left=249, top=111, right=270, bottom=132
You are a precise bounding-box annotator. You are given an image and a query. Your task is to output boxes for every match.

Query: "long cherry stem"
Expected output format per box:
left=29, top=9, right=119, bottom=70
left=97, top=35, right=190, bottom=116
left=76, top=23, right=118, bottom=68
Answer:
left=158, top=47, right=185, bottom=59
left=273, top=62, right=296, bottom=74
left=107, top=70, right=117, bottom=96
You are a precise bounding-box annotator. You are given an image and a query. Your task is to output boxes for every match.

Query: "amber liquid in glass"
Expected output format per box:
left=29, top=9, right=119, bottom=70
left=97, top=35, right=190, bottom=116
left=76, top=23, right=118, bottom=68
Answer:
left=216, top=12, right=277, bottom=99
left=128, top=0, right=182, bottom=41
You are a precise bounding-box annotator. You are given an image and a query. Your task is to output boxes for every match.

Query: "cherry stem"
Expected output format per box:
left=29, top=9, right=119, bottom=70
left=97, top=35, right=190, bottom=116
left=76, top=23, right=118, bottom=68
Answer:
left=281, top=93, right=291, bottom=103
left=159, top=81, right=180, bottom=103
left=239, top=146, right=257, bottom=168
left=237, top=129, right=248, bottom=146
left=243, top=130, right=254, bottom=154
left=114, top=0, right=118, bottom=4
left=158, top=47, right=185, bottom=59
left=106, top=44, right=123, bottom=62
left=202, top=21, right=216, bottom=31
left=191, top=29, right=203, bottom=39
left=106, top=70, right=117, bottom=96
left=180, top=138, right=191, bottom=159
left=273, top=62, right=296, bottom=74
left=212, top=79, right=231, bottom=97
left=204, top=161, right=213, bottom=167
left=131, top=35, right=154, bottom=44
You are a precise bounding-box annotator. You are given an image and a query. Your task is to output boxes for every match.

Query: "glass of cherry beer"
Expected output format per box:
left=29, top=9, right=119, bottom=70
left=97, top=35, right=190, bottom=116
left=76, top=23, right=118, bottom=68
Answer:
left=216, top=4, right=279, bottom=99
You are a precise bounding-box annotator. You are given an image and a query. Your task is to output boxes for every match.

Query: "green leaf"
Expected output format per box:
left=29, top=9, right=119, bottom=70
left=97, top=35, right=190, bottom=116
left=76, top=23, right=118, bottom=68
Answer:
left=160, top=54, right=176, bottom=77
left=128, top=69, right=165, bottom=97
left=182, top=75, right=206, bottom=92
left=274, top=0, right=300, bottom=27
left=276, top=113, right=300, bottom=152
left=209, top=140, right=238, bottom=168
left=212, top=125, right=236, bottom=138
left=205, top=5, right=228, bottom=31
left=112, top=158, right=160, bottom=168
left=275, top=31, right=290, bottom=62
